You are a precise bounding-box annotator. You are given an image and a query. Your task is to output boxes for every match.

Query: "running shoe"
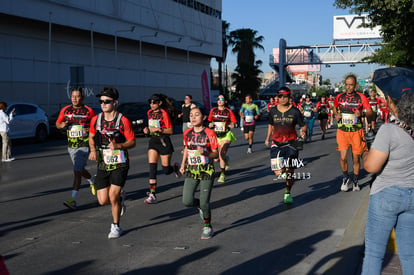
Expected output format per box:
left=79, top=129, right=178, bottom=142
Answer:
left=144, top=192, right=157, bottom=204
left=174, top=162, right=182, bottom=178
left=247, top=148, right=252, bottom=154
left=284, top=193, right=293, bottom=204
left=322, top=134, right=325, bottom=140
left=340, top=177, right=352, bottom=192
left=201, top=226, right=213, bottom=239
left=352, top=182, right=360, bottom=192
left=217, top=173, right=226, bottom=183
left=197, top=207, right=204, bottom=221
left=89, top=176, right=97, bottom=196
left=2, top=157, right=15, bottom=162
left=108, top=223, right=122, bottom=239
left=63, top=198, right=77, bottom=210
left=120, top=190, right=126, bottom=216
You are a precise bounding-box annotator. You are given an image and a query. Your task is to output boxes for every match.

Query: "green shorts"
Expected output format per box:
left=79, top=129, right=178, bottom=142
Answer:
left=217, top=130, right=237, bottom=146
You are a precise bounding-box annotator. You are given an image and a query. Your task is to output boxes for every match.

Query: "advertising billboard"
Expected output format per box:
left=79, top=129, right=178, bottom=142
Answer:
left=333, top=14, right=381, bottom=40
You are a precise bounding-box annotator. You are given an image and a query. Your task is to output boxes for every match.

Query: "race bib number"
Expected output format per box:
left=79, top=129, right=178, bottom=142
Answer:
left=245, top=115, right=254, bottom=123
left=371, top=105, right=377, bottom=112
left=214, top=122, right=226, bottom=132
left=271, top=157, right=285, bottom=171
left=148, top=119, right=161, bottom=129
left=103, top=149, right=126, bottom=165
left=187, top=149, right=208, bottom=165
left=68, top=125, right=84, bottom=138
left=342, top=113, right=357, bottom=125
left=304, top=111, right=312, bottom=118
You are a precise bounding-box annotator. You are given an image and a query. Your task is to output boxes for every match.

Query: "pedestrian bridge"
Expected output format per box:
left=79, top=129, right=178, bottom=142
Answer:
left=269, top=42, right=383, bottom=66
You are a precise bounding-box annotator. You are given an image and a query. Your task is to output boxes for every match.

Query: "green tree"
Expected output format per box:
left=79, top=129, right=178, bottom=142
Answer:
left=216, top=20, right=230, bottom=93
left=229, top=28, right=264, bottom=98
left=334, top=0, right=414, bottom=66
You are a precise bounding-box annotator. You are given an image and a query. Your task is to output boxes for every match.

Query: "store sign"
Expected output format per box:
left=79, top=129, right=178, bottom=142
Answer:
left=333, top=14, right=381, bottom=40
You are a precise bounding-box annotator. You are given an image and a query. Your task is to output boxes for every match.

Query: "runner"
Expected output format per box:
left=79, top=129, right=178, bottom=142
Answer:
left=299, top=94, right=317, bottom=142
left=333, top=74, right=373, bottom=192
left=180, top=107, right=219, bottom=239
left=56, top=87, right=97, bottom=210
left=365, top=90, right=380, bottom=133
left=267, top=97, right=276, bottom=112
left=265, top=87, right=307, bottom=204
left=378, top=95, right=390, bottom=123
left=316, top=95, right=329, bottom=140
left=207, top=94, right=237, bottom=183
left=88, top=87, right=136, bottom=238
left=240, top=94, right=260, bottom=153
left=327, top=94, right=335, bottom=128
left=143, top=93, right=181, bottom=204
left=177, top=94, right=196, bottom=133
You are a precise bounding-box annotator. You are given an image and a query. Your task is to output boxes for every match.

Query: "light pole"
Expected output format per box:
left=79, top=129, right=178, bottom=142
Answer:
left=139, top=31, right=158, bottom=64
left=186, top=42, right=203, bottom=63
left=114, top=26, right=135, bottom=66
left=164, top=37, right=183, bottom=60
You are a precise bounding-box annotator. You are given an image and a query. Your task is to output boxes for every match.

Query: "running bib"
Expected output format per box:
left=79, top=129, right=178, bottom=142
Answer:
left=214, top=122, right=226, bottom=132
left=371, top=105, right=377, bottom=112
left=187, top=149, right=208, bottom=165
left=148, top=119, right=161, bottom=129
left=103, top=149, right=126, bottom=165
left=245, top=115, right=254, bottom=123
left=342, top=113, right=357, bottom=125
left=304, top=111, right=312, bottom=118
left=271, top=157, right=285, bottom=171
left=68, top=125, right=84, bottom=138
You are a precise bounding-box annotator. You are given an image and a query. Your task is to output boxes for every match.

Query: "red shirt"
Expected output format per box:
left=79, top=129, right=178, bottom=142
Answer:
left=147, top=109, right=172, bottom=136
left=334, top=92, right=371, bottom=131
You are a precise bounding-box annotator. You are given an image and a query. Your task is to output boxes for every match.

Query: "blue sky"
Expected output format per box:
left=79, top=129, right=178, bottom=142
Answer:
left=221, top=0, right=383, bottom=84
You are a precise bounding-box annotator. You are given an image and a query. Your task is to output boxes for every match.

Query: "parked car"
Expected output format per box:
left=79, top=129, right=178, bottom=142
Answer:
left=6, top=102, right=49, bottom=142
left=116, top=102, right=148, bottom=136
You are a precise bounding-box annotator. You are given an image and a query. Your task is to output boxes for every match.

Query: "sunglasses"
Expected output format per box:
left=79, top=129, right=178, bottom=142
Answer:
left=277, top=95, right=288, bottom=98
left=217, top=98, right=225, bottom=101
left=99, top=99, right=113, bottom=104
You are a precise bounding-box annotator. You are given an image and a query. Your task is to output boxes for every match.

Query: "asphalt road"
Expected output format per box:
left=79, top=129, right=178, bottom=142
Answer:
left=0, top=121, right=371, bottom=275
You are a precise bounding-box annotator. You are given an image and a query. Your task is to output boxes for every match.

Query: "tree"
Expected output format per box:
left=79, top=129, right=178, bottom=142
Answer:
left=216, top=20, right=230, bottom=93
left=228, top=28, right=264, bottom=98
left=334, top=0, right=414, bottom=66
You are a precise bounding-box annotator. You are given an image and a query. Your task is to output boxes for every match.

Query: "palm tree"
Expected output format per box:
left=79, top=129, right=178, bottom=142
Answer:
left=229, top=28, right=264, bottom=98
left=216, top=20, right=230, bottom=93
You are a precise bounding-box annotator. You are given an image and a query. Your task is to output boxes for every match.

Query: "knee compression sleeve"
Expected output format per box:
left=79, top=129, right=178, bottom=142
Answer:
left=149, top=163, right=157, bottom=179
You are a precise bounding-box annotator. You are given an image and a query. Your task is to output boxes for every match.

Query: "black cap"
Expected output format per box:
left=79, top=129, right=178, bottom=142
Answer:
left=372, top=67, right=414, bottom=101
left=96, top=87, right=119, bottom=100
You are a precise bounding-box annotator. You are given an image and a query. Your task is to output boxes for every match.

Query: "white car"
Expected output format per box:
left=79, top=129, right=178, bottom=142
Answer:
left=6, top=102, right=49, bottom=142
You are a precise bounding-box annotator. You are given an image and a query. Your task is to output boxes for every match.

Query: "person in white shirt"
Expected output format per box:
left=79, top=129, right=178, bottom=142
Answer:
left=0, top=102, right=15, bottom=162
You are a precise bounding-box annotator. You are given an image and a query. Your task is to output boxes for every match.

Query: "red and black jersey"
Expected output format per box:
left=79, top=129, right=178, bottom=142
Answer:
left=89, top=113, right=135, bottom=147
left=183, top=127, right=218, bottom=153
left=268, top=106, right=305, bottom=143
left=56, top=104, right=96, bottom=148
left=334, top=92, right=371, bottom=131
left=368, top=97, right=380, bottom=112
left=147, top=109, right=172, bottom=136
left=316, top=101, right=330, bottom=114
left=208, top=107, right=237, bottom=125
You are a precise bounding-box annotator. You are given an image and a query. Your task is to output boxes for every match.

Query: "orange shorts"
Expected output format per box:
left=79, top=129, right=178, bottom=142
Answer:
left=336, top=128, right=367, bottom=155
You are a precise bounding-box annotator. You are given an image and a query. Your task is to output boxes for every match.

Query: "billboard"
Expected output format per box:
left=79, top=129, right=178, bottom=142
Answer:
left=333, top=14, right=381, bottom=40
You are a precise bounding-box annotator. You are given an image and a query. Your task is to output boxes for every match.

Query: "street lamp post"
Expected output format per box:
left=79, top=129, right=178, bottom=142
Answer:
left=114, top=26, right=135, bottom=66
left=186, top=42, right=203, bottom=63
left=139, top=32, right=158, bottom=64
left=164, top=37, right=182, bottom=60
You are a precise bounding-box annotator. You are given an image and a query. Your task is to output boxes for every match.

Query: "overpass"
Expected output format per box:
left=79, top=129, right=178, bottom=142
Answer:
left=269, top=38, right=383, bottom=88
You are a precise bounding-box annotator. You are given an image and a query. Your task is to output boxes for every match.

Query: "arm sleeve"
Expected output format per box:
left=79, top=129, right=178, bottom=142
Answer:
left=208, top=109, right=214, bottom=122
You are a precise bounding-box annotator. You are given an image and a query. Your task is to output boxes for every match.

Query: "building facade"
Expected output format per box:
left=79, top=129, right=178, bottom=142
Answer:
left=0, top=0, right=222, bottom=113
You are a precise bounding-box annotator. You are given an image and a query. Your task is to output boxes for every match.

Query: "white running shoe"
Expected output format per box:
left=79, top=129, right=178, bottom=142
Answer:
left=340, top=177, right=352, bottom=192
left=144, top=192, right=157, bottom=204
left=247, top=148, right=252, bottom=154
left=201, top=226, right=213, bottom=239
left=108, top=223, right=122, bottom=239
left=352, top=182, right=360, bottom=191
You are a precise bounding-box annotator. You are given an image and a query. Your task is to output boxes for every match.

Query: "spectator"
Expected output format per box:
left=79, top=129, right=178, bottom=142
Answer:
left=0, top=101, right=15, bottom=162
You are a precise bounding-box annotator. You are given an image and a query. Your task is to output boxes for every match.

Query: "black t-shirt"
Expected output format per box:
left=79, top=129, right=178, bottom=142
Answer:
left=268, top=106, right=305, bottom=143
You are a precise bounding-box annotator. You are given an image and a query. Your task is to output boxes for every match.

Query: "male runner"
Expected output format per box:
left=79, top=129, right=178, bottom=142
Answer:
left=240, top=94, right=260, bottom=153
left=56, top=87, right=97, bottom=210
left=333, top=74, right=373, bottom=192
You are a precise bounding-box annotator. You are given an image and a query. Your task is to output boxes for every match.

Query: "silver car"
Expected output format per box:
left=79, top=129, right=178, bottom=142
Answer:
left=6, top=102, right=49, bottom=142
